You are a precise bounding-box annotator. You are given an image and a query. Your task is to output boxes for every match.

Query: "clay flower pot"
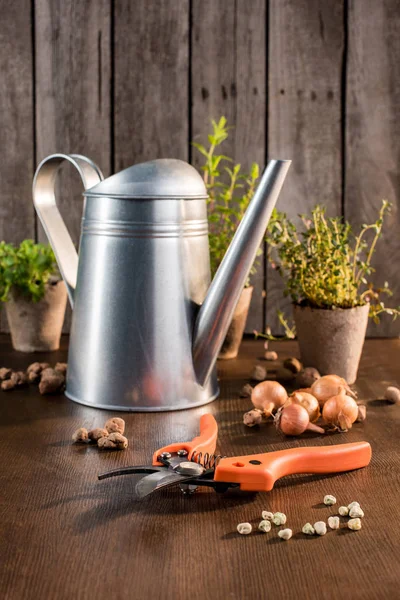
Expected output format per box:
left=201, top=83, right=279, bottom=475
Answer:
left=218, top=286, right=253, bottom=360
left=5, top=281, right=67, bottom=352
left=293, top=303, right=369, bottom=384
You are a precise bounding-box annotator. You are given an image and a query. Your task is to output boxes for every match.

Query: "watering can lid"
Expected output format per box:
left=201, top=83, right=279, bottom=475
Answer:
left=85, top=158, right=208, bottom=199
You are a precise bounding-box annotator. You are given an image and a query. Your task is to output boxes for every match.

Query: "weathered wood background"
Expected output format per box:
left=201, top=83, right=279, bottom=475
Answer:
left=0, top=0, right=399, bottom=336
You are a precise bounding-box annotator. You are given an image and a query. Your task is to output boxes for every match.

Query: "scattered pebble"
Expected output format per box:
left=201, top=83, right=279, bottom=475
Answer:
left=347, top=501, right=360, bottom=511
left=105, top=417, right=125, bottom=435
left=302, top=523, right=315, bottom=535
left=237, top=522, right=252, bottom=535
left=258, top=520, right=272, bottom=533
left=338, top=506, right=349, bottom=516
left=239, top=383, right=253, bottom=398
left=272, top=512, right=287, bottom=526
left=384, top=386, right=400, bottom=404
left=314, top=521, right=327, bottom=536
left=278, top=528, right=292, bottom=541
left=324, top=495, right=336, bottom=506
left=265, top=351, right=278, bottom=361
left=328, top=516, right=340, bottom=530
left=0, top=367, right=12, bottom=380
left=98, top=432, right=128, bottom=450
left=72, top=427, right=89, bottom=443
left=294, top=367, right=321, bottom=389
left=251, top=365, right=266, bottom=382
left=262, top=511, right=274, bottom=521
left=39, top=368, right=65, bottom=394
left=88, top=428, right=109, bottom=442
left=348, top=518, right=362, bottom=531
left=283, top=357, right=302, bottom=374
left=1, top=371, right=28, bottom=390
left=349, top=505, right=364, bottom=519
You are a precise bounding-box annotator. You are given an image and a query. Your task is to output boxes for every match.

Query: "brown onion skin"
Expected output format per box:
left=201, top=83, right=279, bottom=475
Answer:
left=279, top=404, right=309, bottom=435
left=311, top=375, right=355, bottom=407
left=322, top=393, right=358, bottom=430
left=290, top=391, right=320, bottom=423
left=251, top=381, right=288, bottom=413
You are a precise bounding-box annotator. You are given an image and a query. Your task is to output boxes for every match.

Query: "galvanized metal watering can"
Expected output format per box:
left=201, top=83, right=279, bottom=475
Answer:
left=33, top=154, right=290, bottom=411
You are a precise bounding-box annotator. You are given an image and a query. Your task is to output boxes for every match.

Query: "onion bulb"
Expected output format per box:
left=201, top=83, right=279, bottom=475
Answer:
left=275, top=404, right=325, bottom=436
left=311, top=375, right=356, bottom=407
left=290, top=391, right=320, bottom=422
left=251, top=381, right=288, bottom=417
left=322, top=387, right=358, bottom=431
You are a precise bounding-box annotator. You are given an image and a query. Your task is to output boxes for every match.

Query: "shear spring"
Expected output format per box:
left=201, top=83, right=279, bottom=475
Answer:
left=191, top=452, right=224, bottom=470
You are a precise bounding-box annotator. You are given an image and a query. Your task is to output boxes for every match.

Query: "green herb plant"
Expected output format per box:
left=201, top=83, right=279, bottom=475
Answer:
left=192, top=116, right=261, bottom=285
left=263, top=201, right=399, bottom=331
left=0, top=240, right=58, bottom=303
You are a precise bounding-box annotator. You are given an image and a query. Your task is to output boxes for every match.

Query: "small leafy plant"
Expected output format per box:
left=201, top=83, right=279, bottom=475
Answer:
left=192, top=116, right=261, bottom=284
left=265, top=201, right=400, bottom=324
left=0, top=240, right=58, bottom=303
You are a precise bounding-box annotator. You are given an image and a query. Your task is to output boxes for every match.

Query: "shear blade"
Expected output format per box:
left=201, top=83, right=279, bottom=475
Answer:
left=135, top=471, right=198, bottom=498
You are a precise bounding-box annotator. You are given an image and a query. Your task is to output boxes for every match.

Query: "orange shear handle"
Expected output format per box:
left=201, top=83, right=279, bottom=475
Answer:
left=152, top=414, right=218, bottom=466
left=214, top=441, right=372, bottom=492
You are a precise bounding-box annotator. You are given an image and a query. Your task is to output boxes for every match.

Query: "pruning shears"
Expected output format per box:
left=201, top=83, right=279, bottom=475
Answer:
left=98, top=414, right=372, bottom=498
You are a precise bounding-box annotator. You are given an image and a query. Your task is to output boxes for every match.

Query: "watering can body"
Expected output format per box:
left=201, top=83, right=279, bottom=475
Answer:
left=33, top=154, right=290, bottom=411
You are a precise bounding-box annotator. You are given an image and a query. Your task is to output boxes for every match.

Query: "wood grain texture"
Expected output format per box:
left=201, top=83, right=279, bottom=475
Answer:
left=346, top=0, right=400, bottom=337
left=114, top=0, right=189, bottom=171
left=267, top=0, right=344, bottom=333
left=0, top=336, right=399, bottom=600
left=34, top=0, right=111, bottom=329
left=191, top=0, right=267, bottom=333
left=0, top=0, right=35, bottom=332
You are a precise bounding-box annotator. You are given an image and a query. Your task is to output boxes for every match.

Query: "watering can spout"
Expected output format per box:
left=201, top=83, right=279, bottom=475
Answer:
left=192, top=159, right=291, bottom=387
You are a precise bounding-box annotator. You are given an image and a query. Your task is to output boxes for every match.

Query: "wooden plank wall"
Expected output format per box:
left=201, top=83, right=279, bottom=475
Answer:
left=0, top=0, right=399, bottom=337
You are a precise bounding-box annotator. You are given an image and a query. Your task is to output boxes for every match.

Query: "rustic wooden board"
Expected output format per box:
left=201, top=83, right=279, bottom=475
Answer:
left=35, top=0, right=112, bottom=329
left=267, top=0, right=344, bottom=334
left=0, top=336, right=399, bottom=599
left=346, top=0, right=400, bottom=337
left=0, top=0, right=35, bottom=331
left=191, top=0, right=267, bottom=333
left=114, top=0, right=189, bottom=171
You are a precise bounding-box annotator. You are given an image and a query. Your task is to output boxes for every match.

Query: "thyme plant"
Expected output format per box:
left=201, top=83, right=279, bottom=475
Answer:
left=192, top=116, right=261, bottom=284
left=0, top=240, right=58, bottom=303
left=266, top=201, right=399, bottom=324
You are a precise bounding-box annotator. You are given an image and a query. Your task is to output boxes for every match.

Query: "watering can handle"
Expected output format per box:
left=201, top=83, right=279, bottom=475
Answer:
left=32, top=154, right=104, bottom=307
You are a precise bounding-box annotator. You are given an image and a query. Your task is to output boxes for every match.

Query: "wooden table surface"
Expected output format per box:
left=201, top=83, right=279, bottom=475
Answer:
left=1, top=336, right=399, bottom=600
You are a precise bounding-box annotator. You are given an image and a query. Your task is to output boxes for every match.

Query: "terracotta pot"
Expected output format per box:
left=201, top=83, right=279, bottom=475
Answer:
left=218, top=286, right=253, bottom=360
left=5, top=281, right=67, bottom=352
left=293, top=303, right=369, bottom=384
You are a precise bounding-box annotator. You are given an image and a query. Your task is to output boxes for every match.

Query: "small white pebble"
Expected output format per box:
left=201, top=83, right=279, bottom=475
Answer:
left=338, top=506, right=349, bottom=516
left=302, top=523, right=315, bottom=535
left=278, top=528, right=292, bottom=541
left=324, top=495, right=336, bottom=506
left=314, top=521, right=327, bottom=536
left=272, top=512, right=287, bottom=526
left=349, top=505, right=364, bottom=519
left=237, top=522, right=252, bottom=535
left=328, top=516, right=340, bottom=530
left=261, top=510, right=274, bottom=521
left=265, top=351, right=278, bottom=361
left=258, top=520, right=272, bottom=533
left=347, top=501, right=360, bottom=511
left=348, top=518, right=362, bottom=531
